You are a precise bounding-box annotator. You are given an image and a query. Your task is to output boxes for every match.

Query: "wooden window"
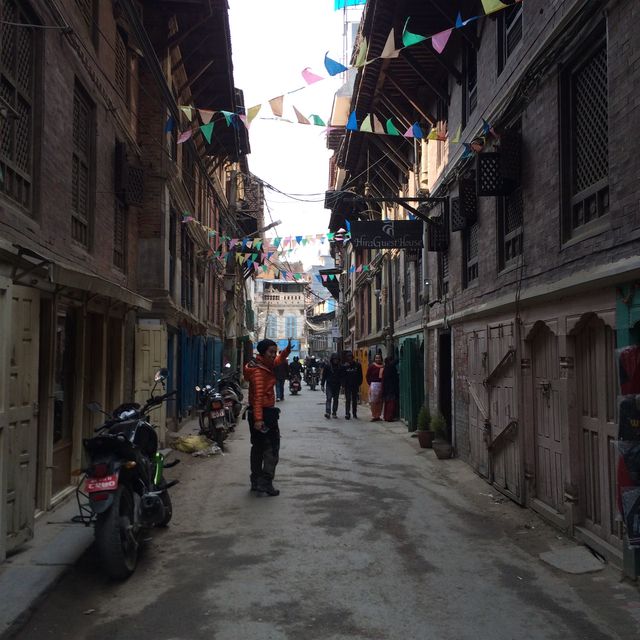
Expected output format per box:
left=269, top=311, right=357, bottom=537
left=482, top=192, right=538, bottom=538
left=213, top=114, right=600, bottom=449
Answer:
left=115, top=29, right=129, bottom=102
left=113, top=199, right=126, bottom=271
left=71, top=83, right=94, bottom=247
left=438, top=251, right=450, bottom=297
left=0, top=0, right=36, bottom=213
left=285, top=315, right=297, bottom=337
left=266, top=315, right=277, bottom=339
left=181, top=226, right=194, bottom=311
left=497, top=1, right=523, bottom=74
left=497, top=187, right=523, bottom=271
left=463, top=222, right=479, bottom=287
left=462, top=37, right=477, bottom=129
left=561, top=26, right=608, bottom=241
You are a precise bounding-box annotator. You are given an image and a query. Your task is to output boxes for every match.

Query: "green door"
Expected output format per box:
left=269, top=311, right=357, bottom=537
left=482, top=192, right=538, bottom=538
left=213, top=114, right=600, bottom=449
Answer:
left=399, top=338, right=423, bottom=430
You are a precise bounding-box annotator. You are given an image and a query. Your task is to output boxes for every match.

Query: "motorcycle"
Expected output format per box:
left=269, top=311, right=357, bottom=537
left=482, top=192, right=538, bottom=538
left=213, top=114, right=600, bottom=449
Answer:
left=308, top=365, right=319, bottom=391
left=289, top=373, right=302, bottom=395
left=219, top=364, right=243, bottom=428
left=78, top=368, right=178, bottom=580
left=195, top=377, right=229, bottom=449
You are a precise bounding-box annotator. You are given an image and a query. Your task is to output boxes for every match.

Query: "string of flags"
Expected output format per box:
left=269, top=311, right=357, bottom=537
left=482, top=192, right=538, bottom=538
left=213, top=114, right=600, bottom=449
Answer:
left=168, top=1, right=523, bottom=146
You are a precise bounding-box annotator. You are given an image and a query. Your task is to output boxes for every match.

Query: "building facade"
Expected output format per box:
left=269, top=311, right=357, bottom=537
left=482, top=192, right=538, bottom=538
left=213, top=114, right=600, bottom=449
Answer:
left=325, top=0, right=640, bottom=568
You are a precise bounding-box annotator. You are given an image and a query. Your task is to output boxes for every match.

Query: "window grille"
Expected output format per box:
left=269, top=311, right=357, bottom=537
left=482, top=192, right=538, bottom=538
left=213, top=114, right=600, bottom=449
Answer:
left=0, top=0, right=35, bottom=212
left=497, top=2, right=523, bottom=74
left=72, top=83, right=94, bottom=246
left=463, top=37, right=477, bottom=127
left=115, top=30, right=128, bottom=100
left=113, top=199, right=126, bottom=270
left=463, top=222, right=479, bottom=287
left=439, top=251, right=449, bottom=297
left=497, top=187, right=523, bottom=271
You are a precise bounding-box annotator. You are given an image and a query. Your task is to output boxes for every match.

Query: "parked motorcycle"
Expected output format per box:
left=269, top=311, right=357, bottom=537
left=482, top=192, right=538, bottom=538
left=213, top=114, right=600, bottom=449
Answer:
left=289, top=373, right=302, bottom=395
left=195, top=378, right=229, bottom=449
left=219, top=364, right=243, bottom=427
left=79, top=368, right=178, bottom=580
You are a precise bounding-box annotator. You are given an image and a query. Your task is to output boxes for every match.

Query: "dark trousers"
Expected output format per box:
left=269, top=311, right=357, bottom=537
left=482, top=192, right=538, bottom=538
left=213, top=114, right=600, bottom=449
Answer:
left=248, top=407, right=281, bottom=485
left=275, top=379, right=285, bottom=400
left=325, top=385, right=340, bottom=415
left=344, top=386, right=359, bottom=417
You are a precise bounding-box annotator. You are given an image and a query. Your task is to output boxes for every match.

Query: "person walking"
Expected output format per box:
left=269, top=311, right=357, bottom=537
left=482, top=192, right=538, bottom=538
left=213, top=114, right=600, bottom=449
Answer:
left=366, top=353, right=385, bottom=422
left=321, top=352, right=344, bottom=419
left=382, top=356, right=400, bottom=422
left=243, top=337, right=292, bottom=496
left=273, top=353, right=289, bottom=402
left=343, top=351, right=363, bottom=419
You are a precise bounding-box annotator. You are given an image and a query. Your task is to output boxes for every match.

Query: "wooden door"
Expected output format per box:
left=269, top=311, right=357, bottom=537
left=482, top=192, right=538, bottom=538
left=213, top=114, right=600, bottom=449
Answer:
left=135, top=322, right=168, bottom=442
left=6, top=286, right=40, bottom=552
left=575, top=316, right=621, bottom=546
left=531, top=325, right=564, bottom=514
left=466, top=329, right=489, bottom=478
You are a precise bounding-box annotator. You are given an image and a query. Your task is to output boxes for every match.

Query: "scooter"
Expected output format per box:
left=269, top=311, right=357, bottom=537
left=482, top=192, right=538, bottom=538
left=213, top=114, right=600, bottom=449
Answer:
left=78, top=369, right=178, bottom=580
left=289, top=373, right=302, bottom=395
left=219, top=365, right=243, bottom=427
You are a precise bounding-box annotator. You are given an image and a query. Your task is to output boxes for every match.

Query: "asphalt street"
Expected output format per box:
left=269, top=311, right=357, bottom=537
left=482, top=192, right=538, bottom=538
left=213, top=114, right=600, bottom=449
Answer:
left=13, top=388, right=640, bottom=640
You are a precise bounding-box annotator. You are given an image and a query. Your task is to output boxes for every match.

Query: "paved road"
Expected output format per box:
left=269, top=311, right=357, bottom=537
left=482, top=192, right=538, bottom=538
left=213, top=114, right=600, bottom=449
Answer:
left=14, top=390, right=640, bottom=639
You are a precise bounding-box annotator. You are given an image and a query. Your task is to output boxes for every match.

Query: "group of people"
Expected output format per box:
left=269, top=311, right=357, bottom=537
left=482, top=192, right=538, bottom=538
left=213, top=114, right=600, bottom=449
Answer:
left=321, top=351, right=399, bottom=422
left=243, top=339, right=400, bottom=497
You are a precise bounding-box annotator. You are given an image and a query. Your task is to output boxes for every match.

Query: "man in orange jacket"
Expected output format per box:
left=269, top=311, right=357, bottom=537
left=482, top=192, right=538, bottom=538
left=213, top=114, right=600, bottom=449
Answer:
left=244, top=337, right=292, bottom=496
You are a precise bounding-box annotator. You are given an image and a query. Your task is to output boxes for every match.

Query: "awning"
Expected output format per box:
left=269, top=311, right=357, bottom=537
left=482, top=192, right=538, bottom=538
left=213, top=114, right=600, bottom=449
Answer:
left=50, top=263, right=152, bottom=310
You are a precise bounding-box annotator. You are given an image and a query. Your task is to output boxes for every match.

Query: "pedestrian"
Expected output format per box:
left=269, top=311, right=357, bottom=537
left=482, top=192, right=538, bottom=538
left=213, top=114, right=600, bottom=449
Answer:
left=382, top=356, right=400, bottom=422
left=273, top=353, right=289, bottom=402
left=321, top=352, right=344, bottom=419
left=343, top=351, right=363, bottom=419
left=243, top=337, right=292, bottom=496
left=289, top=356, right=303, bottom=393
left=366, top=353, right=385, bottom=421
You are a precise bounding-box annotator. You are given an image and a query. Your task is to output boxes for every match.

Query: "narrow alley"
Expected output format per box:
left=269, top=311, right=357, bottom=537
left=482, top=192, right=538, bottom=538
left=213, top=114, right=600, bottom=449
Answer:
left=12, top=391, right=640, bottom=640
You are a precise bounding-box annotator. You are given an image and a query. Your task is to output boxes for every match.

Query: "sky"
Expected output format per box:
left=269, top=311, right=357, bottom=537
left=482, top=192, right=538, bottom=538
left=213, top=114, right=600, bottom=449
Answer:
left=227, top=1, right=362, bottom=268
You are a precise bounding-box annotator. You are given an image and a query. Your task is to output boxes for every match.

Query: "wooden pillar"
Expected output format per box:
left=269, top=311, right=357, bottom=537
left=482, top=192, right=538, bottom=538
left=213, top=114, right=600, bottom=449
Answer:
left=0, top=278, right=11, bottom=562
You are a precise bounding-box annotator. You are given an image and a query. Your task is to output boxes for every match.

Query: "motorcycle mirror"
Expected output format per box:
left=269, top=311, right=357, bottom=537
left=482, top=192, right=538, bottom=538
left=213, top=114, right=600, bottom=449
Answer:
left=224, top=363, right=231, bottom=369
left=154, top=368, right=168, bottom=382
left=195, top=385, right=201, bottom=392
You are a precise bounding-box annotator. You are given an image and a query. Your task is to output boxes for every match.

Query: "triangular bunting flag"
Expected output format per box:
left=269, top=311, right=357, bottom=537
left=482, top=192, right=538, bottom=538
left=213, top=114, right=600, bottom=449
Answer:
left=295, top=235, right=303, bottom=245
left=428, top=128, right=439, bottom=140
left=356, top=265, right=363, bottom=273
left=402, top=18, right=427, bottom=47
left=324, top=52, right=348, bottom=76
left=403, top=125, right=415, bottom=138
left=355, top=36, right=368, bottom=67
left=200, top=122, right=214, bottom=143
left=180, top=106, right=194, bottom=121
left=310, top=114, right=326, bottom=126
left=412, top=123, right=424, bottom=139
left=329, top=274, right=336, bottom=281
left=451, top=124, right=462, bottom=144
left=177, top=129, right=193, bottom=144
left=432, top=28, right=453, bottom=54
left=327, top=232, right=335, bottom=241
left=386, top=118, right=401, bottom=136
left=481, top=0, right=509, bottom=15
left=248, top=104, right=262, bottom=124
left=302, top=67, right=324, bottom=84
left=293, top=105, right=310, bottom=125
left=381, top=29, right=401, bottom=59
left=362, top=265, right=370, bottom=272
left=316, top=275, right=323, bottom=283
left=373, top=115, right=386, bottom=134
left=360, top=114, right=373, bottom=133
left=322, top=275, right=328, bottom=282
left=269, top=96, right=284, bottom=118
left=199, top=109, right=214, bottom=124
left=164, top=116, right=175, bottom=133
left=273, top=237, right=281, bottom=247
left=346, top=111, right=358, bottom=131
left=220, top=110, right=234, bottom=126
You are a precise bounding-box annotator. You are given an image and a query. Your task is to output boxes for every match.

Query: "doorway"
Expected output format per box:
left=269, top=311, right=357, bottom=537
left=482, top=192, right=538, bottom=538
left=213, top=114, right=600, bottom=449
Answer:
left=438, top=332, right=452, bottom=431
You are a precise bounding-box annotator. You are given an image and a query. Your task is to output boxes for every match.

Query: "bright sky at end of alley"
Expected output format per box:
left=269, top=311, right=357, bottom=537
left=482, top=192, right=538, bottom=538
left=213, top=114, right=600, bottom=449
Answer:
left=228, top=1, right=359, bottom=268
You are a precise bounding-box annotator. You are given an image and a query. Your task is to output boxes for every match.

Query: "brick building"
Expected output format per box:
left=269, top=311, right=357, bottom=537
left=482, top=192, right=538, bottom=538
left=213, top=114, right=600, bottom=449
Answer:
left=0, top=0, right=252, bottom=563
left=325, top=0, right=640, bottom=568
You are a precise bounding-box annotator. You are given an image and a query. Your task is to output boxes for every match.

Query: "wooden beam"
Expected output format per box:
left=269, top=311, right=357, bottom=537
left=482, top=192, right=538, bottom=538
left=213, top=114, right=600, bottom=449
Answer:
left=402, top=51, right=450, bottom=105
left=384, top=74, right=436, bottom=126
left=368, top=134, right=411, bottom=175
left=178, top=59, right=215, bottom=95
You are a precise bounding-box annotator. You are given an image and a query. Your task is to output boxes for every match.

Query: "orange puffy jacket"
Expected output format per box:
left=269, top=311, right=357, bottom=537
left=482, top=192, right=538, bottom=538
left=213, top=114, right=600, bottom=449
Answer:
left=244, top=346, right=291, bottom=421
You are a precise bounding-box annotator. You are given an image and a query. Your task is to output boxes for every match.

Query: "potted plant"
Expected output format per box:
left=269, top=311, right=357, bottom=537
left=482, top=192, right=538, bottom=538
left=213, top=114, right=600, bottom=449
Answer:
left=431, top=413, right=452, bottom=459
left=415, top=405, right=433, bottom=448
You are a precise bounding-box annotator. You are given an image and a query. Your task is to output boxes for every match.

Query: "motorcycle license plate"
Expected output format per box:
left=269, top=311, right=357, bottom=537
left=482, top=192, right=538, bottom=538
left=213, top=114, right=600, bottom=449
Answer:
left=210, top=409, right=225, bottom=418
left=86, top=474, right=118, bottom=493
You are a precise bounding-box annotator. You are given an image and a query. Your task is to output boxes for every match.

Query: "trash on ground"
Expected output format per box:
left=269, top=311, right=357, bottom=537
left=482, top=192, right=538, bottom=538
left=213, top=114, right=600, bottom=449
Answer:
left=192, top=443, right=223, bottom=457
left=169, top=434, right=218, bottom=454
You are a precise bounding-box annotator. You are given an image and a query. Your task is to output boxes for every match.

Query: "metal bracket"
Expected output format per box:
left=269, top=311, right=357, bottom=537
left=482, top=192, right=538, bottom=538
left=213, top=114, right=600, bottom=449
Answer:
left=349, top=194, right=449, bottom=225
left=10, top=245, right=52, bottom=285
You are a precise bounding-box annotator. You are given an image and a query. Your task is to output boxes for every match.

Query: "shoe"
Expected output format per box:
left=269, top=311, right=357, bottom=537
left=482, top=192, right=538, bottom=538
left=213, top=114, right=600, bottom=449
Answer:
left=332, top=414, right=338, bottom=419
left=371, top=417, right=380, bottom=422
left=250, top=477, right=258, bottom=492
left=345, top=414, right=350, bottom=420
left=353, top=413, right=358, bottom=419
left=257, top=484, right=280, bottom=497
left=325, top=413, right=330, bottom=419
